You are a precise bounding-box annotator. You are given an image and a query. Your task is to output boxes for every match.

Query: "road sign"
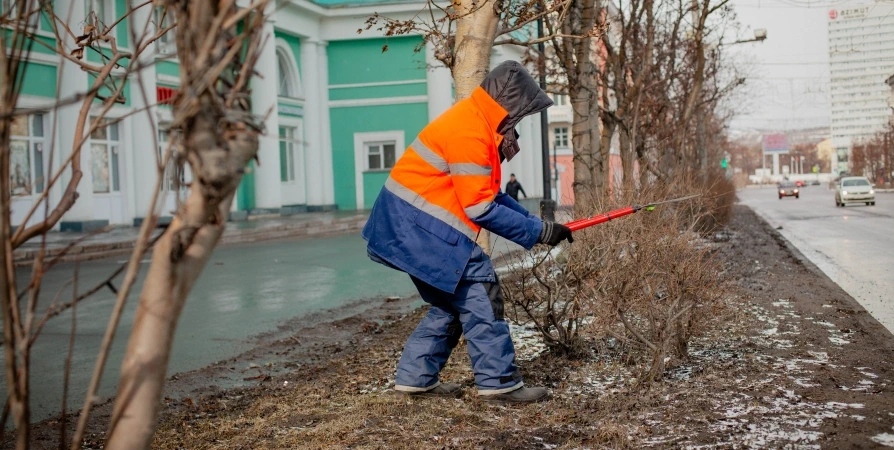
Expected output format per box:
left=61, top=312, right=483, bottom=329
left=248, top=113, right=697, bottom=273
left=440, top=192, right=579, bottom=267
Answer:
left=762, top=134, right=789, bottom=155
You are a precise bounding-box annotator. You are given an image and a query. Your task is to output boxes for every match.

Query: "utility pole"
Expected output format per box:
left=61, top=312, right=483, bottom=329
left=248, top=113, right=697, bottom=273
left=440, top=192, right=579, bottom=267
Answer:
left=537, top=16, right=555, bottom=221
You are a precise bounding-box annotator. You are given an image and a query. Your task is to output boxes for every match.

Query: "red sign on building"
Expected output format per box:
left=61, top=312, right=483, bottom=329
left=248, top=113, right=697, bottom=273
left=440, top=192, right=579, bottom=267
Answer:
left=156, top=86, right=177, bottom=104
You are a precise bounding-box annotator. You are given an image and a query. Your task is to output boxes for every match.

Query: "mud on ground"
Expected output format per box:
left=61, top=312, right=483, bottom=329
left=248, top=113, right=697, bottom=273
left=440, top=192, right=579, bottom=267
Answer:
left=16, top=206, right=894, bottom=449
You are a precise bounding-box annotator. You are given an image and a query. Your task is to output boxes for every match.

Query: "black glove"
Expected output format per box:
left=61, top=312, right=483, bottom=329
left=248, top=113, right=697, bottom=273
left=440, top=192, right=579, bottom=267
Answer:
left=538, top=221, right=574, bottom=246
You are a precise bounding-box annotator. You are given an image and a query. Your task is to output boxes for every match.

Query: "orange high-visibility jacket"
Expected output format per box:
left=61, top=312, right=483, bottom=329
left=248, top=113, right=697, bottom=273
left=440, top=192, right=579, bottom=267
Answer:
left=362, top=61, right=553, bottom=292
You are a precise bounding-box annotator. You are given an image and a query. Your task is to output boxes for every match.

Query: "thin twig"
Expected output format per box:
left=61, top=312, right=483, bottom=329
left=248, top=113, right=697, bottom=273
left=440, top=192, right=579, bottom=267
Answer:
left=59, top=263, right=78, bottom=450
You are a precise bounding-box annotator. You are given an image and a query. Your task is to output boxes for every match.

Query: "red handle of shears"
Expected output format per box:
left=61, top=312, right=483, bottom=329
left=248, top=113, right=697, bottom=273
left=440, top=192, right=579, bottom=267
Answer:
left=563, top=205, right=641, bottom=232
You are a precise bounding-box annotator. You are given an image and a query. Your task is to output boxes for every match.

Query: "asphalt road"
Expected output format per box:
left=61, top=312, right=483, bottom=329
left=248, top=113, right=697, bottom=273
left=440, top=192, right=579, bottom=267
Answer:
left=738, top=186, right=893, bottom=334
left=8, top=234, right=419, bottom=423
left=7, top=227, right=527, bottom=424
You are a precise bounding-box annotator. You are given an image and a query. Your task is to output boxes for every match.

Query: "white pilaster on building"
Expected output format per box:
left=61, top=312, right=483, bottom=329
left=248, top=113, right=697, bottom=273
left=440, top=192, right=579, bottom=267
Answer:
left=55, top=0, right=95, bottom=226
left=128, top=1, right=160, bottom=223
left=316, top=40, right=335, bottom=207
left=425, top=42, right=453, bottom=122
left=301, top=38, right=325, bottom=206
left=251, top=17, right=282, bottom=209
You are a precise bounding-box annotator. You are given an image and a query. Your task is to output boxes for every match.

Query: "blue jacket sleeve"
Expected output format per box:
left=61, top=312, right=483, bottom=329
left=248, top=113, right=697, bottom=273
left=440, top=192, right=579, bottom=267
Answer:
left=471, top=201, right=543, bottom=249
left=493, top=191, right=537, bottom=219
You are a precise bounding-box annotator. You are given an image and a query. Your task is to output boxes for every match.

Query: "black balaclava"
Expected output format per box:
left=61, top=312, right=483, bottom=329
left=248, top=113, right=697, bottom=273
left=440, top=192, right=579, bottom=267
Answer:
left=480, top=60, right=553, bottom=161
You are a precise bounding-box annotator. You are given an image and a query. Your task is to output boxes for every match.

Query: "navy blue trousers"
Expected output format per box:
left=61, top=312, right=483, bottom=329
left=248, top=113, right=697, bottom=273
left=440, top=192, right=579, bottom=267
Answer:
left=394, top=276, right=522, bottom=392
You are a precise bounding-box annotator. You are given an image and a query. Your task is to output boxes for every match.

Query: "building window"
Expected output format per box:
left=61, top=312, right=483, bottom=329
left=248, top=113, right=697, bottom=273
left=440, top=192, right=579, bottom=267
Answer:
left=154, top=5, right=175, bottom=49
left=3, top=0, right=41, bottom=27
left=279, top=126, right=297, bottom=182
left=158, top=127, right=190, bottom=192
left=366, top=141, right=396, bottom=171
left=90, top=117, right=120, bottom=194
left=551, top=94, right=568, bottom=106
left=276, top=47, right=302, bottom=98
left=554, top=127, right=569, bottom=148
left=9, top=113, right=45, bottom=196
left=86, top=0, right=115, bottom=28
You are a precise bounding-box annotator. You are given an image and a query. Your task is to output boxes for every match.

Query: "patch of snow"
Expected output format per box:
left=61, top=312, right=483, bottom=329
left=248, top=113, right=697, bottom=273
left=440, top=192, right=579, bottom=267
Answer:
left=825, top=402, right=864, bottom=409
left=870, top=433, right=894, bottom=447
left=829, top=336, right=851, bottom=345
left=858, top=369, right=879, bottom=379
left=822, top=304, right=835, bottom=308
left=508, top=321, right=547, bottom=361
left=793, top=377, right=819, bottom=388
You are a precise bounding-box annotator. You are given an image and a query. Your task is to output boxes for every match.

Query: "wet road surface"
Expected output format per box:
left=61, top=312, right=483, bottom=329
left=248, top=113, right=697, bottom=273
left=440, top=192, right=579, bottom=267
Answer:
left=738, top=186, right=893, bottom=333
left=12, top=233, right=418, bottom=422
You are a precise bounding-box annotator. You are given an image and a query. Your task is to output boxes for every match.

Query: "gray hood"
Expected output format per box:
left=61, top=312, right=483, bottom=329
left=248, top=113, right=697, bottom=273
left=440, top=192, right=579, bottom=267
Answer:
left=480, top=60, right=553, bottom=161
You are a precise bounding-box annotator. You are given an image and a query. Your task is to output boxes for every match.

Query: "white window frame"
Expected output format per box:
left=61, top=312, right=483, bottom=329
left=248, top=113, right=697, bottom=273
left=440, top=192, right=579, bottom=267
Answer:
left=353, top=131, right=404, bottom=209
left=86, top=0, right=115, bottom=29
left=274, top=38, right=303, bottom=99
left=158, top=126, right=191, bottom=192
left=89, top=117, right=122, bottom=194
left=279, top=126, right=297, bottom=183
left=9, top=112, right=46, bottom=197
left=364, top=141, right=399, bottom=172
left=554, top=126, right=569, bottom=148
left=153, top=5, right=176, bottom=54
left=2, top=0, right=41, bottom=28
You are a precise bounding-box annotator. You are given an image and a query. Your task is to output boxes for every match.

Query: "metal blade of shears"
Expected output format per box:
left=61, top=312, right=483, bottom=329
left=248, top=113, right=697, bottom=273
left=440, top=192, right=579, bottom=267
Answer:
left=643, top=194, right=700, bottom=209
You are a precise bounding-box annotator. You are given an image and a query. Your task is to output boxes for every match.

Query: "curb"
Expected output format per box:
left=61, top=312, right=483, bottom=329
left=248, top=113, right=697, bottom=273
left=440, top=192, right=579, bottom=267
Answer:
left=13, top=215, right=369, bottom=267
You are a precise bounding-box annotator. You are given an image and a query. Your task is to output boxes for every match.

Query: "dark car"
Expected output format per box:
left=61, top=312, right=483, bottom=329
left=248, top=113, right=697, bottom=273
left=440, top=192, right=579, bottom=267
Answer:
left=778, top=181, right=799, bottom=199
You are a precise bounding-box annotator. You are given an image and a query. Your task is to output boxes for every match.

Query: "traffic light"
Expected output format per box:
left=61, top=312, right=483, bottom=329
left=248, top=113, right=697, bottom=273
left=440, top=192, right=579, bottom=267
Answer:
left=721, top=158, right=728, bottom=169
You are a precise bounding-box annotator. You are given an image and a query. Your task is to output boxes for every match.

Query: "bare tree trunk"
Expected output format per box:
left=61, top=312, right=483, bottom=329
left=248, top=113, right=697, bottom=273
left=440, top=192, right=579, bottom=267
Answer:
left=452, top=0, right=499, bottom=250
left=619, top=126, right=635, bottom=193
left=452, top=0, right=499, bottom=101
left=550, top=0, right=603, bottom=216
left=570, top=81, right=604, bottom=214
left=0, top=127, right=28, bottom=450
left=105, top=2, right=265, bottom=448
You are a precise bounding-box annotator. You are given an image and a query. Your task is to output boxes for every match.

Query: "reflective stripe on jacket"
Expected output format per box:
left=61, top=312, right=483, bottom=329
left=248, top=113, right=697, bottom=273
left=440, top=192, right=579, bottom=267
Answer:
left=362, top=86, right=543, bottom=293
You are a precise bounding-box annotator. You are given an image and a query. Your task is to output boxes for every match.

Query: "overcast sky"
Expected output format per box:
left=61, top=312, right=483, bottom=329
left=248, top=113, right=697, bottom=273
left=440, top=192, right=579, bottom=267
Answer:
left=727, top=0, right=850, bottom=132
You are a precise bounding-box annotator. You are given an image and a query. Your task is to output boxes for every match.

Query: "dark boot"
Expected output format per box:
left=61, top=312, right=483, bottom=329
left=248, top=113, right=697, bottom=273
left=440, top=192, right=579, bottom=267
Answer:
left=396, top=382, right=464, bottom=398
left=481, top=386, right=549, bottom=404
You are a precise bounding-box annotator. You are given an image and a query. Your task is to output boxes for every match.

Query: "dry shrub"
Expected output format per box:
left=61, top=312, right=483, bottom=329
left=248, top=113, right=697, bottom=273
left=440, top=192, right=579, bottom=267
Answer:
left=691, top=170, right=737, bottom=234
left=504, top=175, right=731, bottom=381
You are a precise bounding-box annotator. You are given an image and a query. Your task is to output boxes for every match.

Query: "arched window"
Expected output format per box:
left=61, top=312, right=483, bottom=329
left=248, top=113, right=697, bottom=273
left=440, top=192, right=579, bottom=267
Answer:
left=275, top=44, right=302, bottom=98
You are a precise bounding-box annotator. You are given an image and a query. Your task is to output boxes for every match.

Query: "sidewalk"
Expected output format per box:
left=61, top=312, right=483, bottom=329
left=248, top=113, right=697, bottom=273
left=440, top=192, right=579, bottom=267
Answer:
left=13, top=211, right=369, bottom=266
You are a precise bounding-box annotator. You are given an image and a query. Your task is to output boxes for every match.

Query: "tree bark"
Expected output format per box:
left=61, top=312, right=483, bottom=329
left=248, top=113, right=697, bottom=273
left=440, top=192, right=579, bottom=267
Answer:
left=550, top=0, right=603, bottom=216
left=452, top=0, right=499, bottom=101
left=104, top=1, right=264, bottom=448
left=452, top=0, right=499, bottom=251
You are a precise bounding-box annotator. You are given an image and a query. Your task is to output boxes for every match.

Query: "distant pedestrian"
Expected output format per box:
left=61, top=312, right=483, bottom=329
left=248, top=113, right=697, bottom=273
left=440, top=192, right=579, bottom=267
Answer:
left=505, top=174, right=526, bottom=202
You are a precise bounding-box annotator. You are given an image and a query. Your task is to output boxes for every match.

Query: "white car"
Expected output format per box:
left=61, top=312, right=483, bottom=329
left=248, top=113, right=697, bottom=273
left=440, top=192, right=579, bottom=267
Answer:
left=835, top=176, right=876, bottom=207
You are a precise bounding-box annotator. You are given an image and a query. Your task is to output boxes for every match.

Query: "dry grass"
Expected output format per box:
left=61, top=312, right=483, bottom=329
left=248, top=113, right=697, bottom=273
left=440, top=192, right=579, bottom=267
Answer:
left=152, top=309, right=648, bottom=449
left=148, top=206, right=894, bottom=449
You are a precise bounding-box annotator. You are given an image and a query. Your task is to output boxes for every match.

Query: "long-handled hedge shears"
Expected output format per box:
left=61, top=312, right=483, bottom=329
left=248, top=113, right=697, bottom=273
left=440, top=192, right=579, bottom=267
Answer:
left=563, top=194, right=700, bottom=232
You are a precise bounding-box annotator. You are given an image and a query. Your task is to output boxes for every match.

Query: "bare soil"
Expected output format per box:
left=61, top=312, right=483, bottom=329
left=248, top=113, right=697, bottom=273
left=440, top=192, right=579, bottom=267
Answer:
left=11, top=205, right=894, bottom=449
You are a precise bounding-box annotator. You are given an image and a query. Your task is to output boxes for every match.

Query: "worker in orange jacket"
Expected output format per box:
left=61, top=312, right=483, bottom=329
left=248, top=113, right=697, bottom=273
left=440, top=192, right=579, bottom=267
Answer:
left=362, top=61, right=573, bottom=403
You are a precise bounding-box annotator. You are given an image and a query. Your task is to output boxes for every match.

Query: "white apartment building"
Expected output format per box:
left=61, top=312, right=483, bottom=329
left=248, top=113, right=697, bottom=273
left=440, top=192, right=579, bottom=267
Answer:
left=827, top=4, right=894, bottom=174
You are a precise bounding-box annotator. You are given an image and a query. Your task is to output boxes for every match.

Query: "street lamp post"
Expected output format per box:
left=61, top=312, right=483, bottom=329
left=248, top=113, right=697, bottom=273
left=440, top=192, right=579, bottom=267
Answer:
left=721, top=28, right=767, bottom=46
left=537, top=16, right=556, bottom=221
